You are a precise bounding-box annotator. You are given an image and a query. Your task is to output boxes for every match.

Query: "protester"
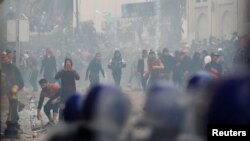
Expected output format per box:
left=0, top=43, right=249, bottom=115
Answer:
left=85, top=53, right=105, bottom=87
left=160, top=48, right=175, bottom=80
left=190, top=52, right=203, bottom=75
left=2, top=50, right=24, bottom=138
left=180, top=49, right=192, bottom=86
left=40, top=48, right=57, bottom=83
left=205, top=53, right=223, bottom=78
left=2, top=2, right=250, bottom=140
left=137, top=49, right=149, bottom=91
left=173, top=50, right=183, bottom=86
left=147, top=50, right=164, bottom=87
left=55, top=58, right=80, bottom=120
left=108, top=50, right=126, bottom=86
left=37, top=79, right=61, bottom=126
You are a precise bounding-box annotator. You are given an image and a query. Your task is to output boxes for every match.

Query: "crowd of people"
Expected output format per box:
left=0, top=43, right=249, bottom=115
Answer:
left=1, top=1, right=250, bottom=140
left=1, top=29, right=250, bottom=140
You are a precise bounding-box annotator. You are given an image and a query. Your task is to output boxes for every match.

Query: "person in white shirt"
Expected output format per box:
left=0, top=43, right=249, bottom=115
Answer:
left=137, top=49, right=149, bottom=91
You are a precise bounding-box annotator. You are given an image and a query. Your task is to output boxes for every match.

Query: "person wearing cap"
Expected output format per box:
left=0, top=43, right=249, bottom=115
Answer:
left=205, top=53, right=223, bottom=78
left=37, top=79, right=61, bottom=126
left=137, top=49, right=149, bottom=91
left=147, top=50, right=164, bottom=87
left=85, top=53, right=105, bottom=87
left=2, top=51, right=24, bottom=137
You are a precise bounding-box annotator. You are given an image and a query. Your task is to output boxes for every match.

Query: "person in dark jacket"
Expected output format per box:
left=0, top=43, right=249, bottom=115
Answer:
left=2, top=51, right=24, bottom=94
left=2, top=51, right=24, bottom=138
left=55, top=58, right=80, bottom=120
left=191, top=52, right=203, bottom=74
left=179, top=49, right=192, bottom=86
left=173, top=50, right=183, bottom=86
left=40, top=48, right=57, bottom=83
left=85, top=53, right=105, bottom=87
left=137, top=49, right=149, bottom=91
left=160, top=48, right=175, bottom=80
left=205, top=53, right=223, bottom=78
left=108, top=50, right=126, bottom=86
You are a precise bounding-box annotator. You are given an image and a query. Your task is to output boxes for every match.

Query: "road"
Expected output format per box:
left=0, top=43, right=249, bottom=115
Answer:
left=1, top=86, right=146, bottom=141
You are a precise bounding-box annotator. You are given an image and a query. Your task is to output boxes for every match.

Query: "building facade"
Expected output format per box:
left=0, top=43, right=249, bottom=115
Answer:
left=77, top=0, right=250, bottom=42
left=187, top=0, right=250, bottom=43
left=77, top=0, right=148, bottom=31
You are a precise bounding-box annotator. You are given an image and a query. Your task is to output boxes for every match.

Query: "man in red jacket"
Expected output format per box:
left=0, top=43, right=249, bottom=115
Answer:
left=147, top=50, right=164, bottom=87
left=37, top=79, right=61, bottom=125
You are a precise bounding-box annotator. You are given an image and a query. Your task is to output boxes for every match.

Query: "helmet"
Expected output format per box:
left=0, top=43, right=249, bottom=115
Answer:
left=145, top=82, right=187, bottom=131
left=83, top=84, right=130, bottom=132
left=207, top=74, right=250, bottom=125
left=64, top=93, right=84, bottom=123
left=187, top=71, right=214, bottom=91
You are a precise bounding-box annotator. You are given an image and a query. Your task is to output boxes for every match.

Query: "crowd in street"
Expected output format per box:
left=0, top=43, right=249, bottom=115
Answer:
left=1, top=29, right=250, bottom=140
left=1, top=1, right=250, bottom=140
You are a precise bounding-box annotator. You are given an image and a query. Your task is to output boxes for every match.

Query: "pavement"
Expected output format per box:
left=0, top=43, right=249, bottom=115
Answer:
left=1, top=86, right=146, bottom=141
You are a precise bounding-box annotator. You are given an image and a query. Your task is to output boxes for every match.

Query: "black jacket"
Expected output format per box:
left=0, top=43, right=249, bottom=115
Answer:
left=40, top=56, right=57, bottom=75
left=205, top=61, right=223, bottom=77
left=137, top=58, right=145, bottom=74
left=160, top=54, right=175, bottom=73
left=55, top=69, right=80, bottom=94
left=2, top=63, right=24, bottom=93
left=108, top=57, right=126, bottom=72
left=85, top=58, right=105, bottom=80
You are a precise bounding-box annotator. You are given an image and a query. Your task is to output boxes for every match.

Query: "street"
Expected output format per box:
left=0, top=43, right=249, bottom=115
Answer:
left=1, top=86, right=146, bottom=141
